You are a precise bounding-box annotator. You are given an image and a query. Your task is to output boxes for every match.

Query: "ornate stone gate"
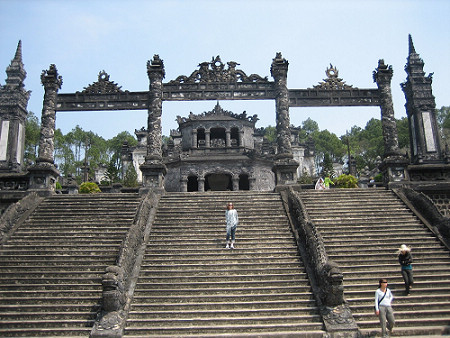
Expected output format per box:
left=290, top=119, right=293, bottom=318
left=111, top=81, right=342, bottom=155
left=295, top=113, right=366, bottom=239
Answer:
left=4, top=35, right=443, bottom=192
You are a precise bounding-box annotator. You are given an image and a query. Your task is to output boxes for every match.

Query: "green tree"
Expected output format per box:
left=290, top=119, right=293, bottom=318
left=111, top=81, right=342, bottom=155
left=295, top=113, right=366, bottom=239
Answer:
left=123, top=164, right=138, bottom=187
left=24, top=111, right=40, bottom=163
left=436, top=106, right=450, bottom=146
left=107, top=131, right=137, bottom=182
left=262, top=125, right=277, bottom=143
left=321, top=152, right=335, bottom=178
left=301, top=118, right=319, bottom=138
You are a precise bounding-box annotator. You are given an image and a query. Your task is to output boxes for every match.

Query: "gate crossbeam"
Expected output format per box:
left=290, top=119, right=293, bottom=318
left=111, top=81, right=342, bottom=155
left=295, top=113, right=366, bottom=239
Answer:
left=56, top=91, right=148, bottom=111
left=288, top=88, right=380, bottom=107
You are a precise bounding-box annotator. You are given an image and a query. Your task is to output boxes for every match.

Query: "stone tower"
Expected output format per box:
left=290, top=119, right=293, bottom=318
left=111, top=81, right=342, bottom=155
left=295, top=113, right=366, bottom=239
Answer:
left=0, top=41, right=30, bottom=173
left=401, top=35, right=443, bottom=164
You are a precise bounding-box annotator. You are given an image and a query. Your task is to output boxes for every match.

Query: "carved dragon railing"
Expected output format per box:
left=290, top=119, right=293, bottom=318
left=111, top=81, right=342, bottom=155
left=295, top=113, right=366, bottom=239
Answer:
left=90, top=188, right=163, bottom=338
left=280, top=187, right=358, bottom=336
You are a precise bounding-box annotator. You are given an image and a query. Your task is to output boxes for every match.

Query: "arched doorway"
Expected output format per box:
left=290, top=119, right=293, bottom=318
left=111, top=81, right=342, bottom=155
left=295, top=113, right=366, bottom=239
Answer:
left=205, top=173, right=232, bottom=191
left=187, top=175, right=198, bottom=192
left=239, top=174, right=250, bottom=190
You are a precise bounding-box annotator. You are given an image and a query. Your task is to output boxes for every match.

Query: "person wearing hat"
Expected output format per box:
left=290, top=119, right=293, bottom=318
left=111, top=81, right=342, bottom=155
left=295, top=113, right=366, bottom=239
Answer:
left=397, top=244, right=414, bottom=295
left=375, top=278, right=395, bottom=338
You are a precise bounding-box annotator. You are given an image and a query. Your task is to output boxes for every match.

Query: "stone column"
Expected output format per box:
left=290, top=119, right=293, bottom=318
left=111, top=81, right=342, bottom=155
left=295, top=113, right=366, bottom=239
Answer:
left=205, top=130, right=211, bottom=148
left=225, top=130, right=231, bottom=147
left=192, top=129, right=198, bottom=148
left=239, top=130, right=244, bottom=149
left=198, top=177, right=205, bottom=192
left=270, top=53, right=298, bottom=185
left=140, top=55, right=167, bottom=192
left=373, top=59, right=401, bottom=157
left=28, top=64, right=62, bottom=194
left=373, top=59, right=409, bottom=187
left=180, top=177, right=187, bottom=192
left=249, top=177, right=256, bottom=191
left=232, top=176, right=239, bottom=191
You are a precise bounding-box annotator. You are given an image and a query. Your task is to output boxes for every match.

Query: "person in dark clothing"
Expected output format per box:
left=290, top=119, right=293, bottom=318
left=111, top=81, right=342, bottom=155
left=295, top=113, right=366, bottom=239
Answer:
left=397, top=244, right=414, bottom=295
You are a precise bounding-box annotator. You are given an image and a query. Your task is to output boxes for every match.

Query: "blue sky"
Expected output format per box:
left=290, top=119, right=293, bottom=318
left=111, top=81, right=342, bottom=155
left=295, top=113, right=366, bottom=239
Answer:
left=0, top=0, right=449, bottom=140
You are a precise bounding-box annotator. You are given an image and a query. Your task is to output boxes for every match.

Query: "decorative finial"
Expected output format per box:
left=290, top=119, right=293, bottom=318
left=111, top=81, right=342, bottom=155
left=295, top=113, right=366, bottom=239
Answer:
left=14, top=40, right=23, bottom=61
left=408, top=34, right=416, bottom=54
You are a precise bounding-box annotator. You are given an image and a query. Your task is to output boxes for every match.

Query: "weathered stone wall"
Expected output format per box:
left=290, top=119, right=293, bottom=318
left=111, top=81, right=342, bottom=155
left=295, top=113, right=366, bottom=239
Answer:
left=164, top=160, right=275, bottom=192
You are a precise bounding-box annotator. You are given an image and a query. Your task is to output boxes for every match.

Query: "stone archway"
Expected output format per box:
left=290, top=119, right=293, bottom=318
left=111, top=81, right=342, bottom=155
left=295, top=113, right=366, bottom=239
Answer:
left=187, top=175, right=198, bottom=192
left=205, top=173, right=232, bottom=191
left=239, top=174, right=250, bottom=190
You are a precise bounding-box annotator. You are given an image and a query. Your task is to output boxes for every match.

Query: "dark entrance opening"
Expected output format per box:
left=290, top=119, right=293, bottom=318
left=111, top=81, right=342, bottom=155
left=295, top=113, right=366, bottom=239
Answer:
left=187, top=175, right=198, bottom=192
left=197, top=128, right=205, bottom=147
left=231, top=127, right=240, bottom=147
left=239, top=174, right=250, bottom=190
left=205, top=173, right=232, bottom=191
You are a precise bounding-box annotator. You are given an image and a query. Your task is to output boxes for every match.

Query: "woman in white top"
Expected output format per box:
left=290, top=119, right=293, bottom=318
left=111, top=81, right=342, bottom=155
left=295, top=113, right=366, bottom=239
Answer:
left=225, top=202, right=238, bottom=249
left=375, top=278, right=395, bottom=337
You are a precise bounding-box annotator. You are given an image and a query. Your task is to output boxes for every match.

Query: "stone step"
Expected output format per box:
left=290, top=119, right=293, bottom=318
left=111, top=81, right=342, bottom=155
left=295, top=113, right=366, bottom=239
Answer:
left=137, top=273, right=308, bottom=283
left=124, top=323, right=325, bottom=336
left=125, top=192, right=324, bottom=336
left=300, top=188, right=450, bottom=336
left=130, top=299, right=316, bottom=311
left=0, top=193, right=141, bottom=336
left=126, top=314, right=323, bottom=327
left=138, top=267, right=306, bottom=277
left=0, top=327, right=92, bottom=337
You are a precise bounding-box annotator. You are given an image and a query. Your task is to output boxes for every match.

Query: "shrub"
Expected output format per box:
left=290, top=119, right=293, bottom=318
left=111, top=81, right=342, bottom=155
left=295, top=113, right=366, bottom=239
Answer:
left=374, top=173, right=383, bottom=182
left=55, top=182, right=62, bottom=190
left=123, top=164, right=139, bottom=187
left=335, top=174, right=358, bottom=188
left=79, top=182, right=101, bottom=194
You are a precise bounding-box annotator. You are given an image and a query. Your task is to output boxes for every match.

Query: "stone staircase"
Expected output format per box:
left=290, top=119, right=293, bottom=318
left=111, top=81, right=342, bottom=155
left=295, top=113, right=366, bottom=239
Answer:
left=299, top=188, right=450, bottom=336
left=0, top=193, right=141, bottom=337
left=124, top=191, right=326, bottom=337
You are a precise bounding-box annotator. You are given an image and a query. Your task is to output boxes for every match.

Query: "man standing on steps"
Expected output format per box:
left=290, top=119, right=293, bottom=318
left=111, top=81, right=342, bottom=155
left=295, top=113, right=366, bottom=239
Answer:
left=225, top=202, right=238, bottom=249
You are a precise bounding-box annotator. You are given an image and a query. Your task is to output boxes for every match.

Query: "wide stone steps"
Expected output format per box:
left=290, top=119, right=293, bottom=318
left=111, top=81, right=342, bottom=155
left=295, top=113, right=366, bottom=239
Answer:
left=0, top=193, right=141, bottom=337
left=299, top=188, right=450, bottom=336
left=124, top=192, right=326, bottom=336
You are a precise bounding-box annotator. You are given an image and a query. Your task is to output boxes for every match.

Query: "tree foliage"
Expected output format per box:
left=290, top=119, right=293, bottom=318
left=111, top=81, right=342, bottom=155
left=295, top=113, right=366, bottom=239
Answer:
left=24, top=111, right=40, bottom=163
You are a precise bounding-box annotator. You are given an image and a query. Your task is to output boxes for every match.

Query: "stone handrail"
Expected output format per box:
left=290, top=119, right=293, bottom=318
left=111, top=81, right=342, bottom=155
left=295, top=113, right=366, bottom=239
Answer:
left=280, top=187, right=358, bottom=336
left=394, top=187, right=450, bottom=250
left=90, top=188, right=163, bottom=338
left=282, top=187, right=344, bottom=307
left=0, top=192, right=44, bottom=246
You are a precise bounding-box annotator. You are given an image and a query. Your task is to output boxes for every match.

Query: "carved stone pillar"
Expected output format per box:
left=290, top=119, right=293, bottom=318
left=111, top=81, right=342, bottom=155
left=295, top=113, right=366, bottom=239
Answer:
left=249, top=177, right=256, bottom=191
left=27, top=64, right=61, bottom=194
left=198, top=177, right=205, bottom=192
left=180, top=177, right=187, bottom=192
left=373, top=59, right=401, bottom=157
left=232, top=176, right=239, bottom=191
left=373, top=59, right=409, bottom=187
left=205, top=130, right=211, bottom=148
left=192, top=129, right=198, bottom=148
left=225, top=130, right=231, bottom=147
left=239, top=130, right=244, bottom=149
left=140, top=55, right=167, bottom=191
left=270, top=53, right=298, bottom=185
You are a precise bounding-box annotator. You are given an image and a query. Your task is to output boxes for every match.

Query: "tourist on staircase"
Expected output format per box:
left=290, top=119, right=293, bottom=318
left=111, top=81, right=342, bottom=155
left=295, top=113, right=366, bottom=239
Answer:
left=397, top=244, right=414, bottom=295
left=375, top=278, right=395, bottom=338
left=225, top=202, right=238, bottom=249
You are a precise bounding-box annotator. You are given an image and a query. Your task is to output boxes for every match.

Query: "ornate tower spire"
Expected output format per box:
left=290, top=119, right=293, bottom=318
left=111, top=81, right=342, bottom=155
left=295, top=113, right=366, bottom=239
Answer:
left=401, top=34, right=442, bottom=164
left=408, top=34, right=416, bottom=54
left=0, top=40, right=30, bottom=173
left=5, top=40, right=27, bottom=89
